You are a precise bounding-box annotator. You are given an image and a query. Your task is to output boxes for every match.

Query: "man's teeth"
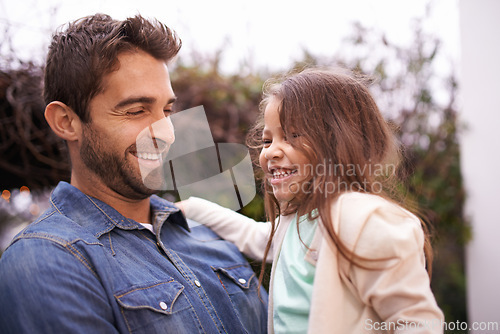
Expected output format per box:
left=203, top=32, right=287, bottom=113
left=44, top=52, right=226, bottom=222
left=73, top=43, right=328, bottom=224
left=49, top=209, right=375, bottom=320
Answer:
left=137, top=152, right=161, bottom=160
left=272, top=169, right=296, bottom=178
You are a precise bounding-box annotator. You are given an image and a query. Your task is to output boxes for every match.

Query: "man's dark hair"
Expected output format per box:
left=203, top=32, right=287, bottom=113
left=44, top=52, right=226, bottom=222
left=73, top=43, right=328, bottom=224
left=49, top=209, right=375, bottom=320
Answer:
left=43, top=13, right=182, bottom=122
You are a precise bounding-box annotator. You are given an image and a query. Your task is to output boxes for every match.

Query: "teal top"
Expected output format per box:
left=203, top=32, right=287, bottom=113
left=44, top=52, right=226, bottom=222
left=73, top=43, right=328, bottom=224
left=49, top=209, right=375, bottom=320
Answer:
left=273, top=212, right=318, bottom=333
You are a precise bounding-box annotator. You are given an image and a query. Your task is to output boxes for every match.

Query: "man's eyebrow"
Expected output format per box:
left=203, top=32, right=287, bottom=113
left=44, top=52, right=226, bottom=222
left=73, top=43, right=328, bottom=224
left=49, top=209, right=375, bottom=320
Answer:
left=114, top=96, right=177, bottom=109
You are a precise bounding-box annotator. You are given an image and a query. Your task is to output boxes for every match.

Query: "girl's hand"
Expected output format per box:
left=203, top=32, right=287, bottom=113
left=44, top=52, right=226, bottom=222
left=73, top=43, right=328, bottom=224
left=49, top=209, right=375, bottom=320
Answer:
left=175, top=200, right=186, bottom=215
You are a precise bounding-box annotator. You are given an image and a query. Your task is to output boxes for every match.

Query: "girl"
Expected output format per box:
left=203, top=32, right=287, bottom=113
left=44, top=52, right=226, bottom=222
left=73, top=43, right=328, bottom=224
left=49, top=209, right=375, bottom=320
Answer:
left=179, top=68, right=444, bottom=333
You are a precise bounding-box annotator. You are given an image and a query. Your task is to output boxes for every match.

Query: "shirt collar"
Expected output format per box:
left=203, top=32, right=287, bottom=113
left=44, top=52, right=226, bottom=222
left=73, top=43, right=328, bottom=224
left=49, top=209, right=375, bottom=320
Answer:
left=50, top=181, right=189, bottom=239
left=150, top=194, right=190, bottom=232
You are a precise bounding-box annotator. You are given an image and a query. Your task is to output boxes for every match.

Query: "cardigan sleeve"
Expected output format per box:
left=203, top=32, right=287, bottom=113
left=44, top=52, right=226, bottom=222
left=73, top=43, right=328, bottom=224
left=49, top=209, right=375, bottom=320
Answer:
left=335, top=193, right=444, bottom=332
left=178, top=197, right=273, bottom=262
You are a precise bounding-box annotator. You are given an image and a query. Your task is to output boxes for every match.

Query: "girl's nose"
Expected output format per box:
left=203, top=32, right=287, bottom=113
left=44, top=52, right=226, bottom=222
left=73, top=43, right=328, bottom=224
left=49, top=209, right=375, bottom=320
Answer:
left=264, top=143, right=284, bottom=160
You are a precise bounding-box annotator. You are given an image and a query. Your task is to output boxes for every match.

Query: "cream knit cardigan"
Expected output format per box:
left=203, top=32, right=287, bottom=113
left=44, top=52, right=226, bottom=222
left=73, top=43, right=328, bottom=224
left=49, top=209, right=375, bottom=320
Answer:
left=181, top=192, right=444, bottom=334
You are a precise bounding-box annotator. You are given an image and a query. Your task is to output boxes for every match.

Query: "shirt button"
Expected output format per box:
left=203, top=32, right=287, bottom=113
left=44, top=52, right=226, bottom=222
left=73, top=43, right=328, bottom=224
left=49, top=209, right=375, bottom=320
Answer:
left=159, top=301, right=168, bottom=310
left=194, top=279, right=201, bottom=287
left=238, top=278, right=247, bottom=284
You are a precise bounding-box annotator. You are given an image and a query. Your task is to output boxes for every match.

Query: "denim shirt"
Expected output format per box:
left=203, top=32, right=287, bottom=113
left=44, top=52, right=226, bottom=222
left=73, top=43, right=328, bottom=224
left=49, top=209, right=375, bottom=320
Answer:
left=0, top=182, right=267, bottom=334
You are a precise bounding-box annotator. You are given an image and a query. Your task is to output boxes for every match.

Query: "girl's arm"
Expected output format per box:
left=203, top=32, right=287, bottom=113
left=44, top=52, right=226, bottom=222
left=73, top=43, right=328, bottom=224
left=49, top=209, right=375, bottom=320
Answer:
left=335, top=193, right=444, bottom=331
left=178, top=197, right=272, bottom=262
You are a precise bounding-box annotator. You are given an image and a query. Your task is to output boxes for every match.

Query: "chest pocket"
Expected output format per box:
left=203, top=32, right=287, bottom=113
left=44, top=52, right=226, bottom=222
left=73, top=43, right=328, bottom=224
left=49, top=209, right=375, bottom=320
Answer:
left=115, top=280, right=202, bottom=333
left=213, top=264, right=267, bottom=334
left=212, top=264, right=255, bottom=294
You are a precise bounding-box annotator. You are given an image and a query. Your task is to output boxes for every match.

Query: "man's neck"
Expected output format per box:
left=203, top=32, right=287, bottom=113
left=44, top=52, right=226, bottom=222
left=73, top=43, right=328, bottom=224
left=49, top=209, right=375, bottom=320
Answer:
left=70, top=174, right=152, bottom=224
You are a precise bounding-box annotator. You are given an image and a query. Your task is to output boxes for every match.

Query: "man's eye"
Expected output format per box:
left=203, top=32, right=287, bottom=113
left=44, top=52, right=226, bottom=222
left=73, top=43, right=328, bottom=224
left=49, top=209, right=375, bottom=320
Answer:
left=126, top=109, right=145, bottom=116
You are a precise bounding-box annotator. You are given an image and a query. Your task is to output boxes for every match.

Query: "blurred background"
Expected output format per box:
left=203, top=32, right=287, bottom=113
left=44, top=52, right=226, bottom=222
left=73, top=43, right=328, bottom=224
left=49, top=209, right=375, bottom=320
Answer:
left=1, top=0, right=498, bottom=332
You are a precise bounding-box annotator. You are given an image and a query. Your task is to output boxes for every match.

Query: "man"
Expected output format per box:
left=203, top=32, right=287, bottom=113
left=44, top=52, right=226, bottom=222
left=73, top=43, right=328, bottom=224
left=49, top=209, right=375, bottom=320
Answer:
left=0, top=14, right=267, bottom=333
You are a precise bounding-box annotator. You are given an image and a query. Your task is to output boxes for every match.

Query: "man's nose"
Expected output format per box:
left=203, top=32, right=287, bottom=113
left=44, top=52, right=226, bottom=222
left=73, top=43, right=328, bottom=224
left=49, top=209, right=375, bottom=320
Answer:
left=136, top=117, right=175, bottom=154
left=150, top=117, right=175, bottom=147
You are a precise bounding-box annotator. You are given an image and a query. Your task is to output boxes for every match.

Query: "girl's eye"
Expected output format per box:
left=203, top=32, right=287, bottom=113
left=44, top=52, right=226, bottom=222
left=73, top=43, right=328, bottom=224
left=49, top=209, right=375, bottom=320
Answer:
left=262, top=139, right=271, bottom=147
left=284, top=133, right=300, bottom=141
left=164, top=109, right=173, bottom=115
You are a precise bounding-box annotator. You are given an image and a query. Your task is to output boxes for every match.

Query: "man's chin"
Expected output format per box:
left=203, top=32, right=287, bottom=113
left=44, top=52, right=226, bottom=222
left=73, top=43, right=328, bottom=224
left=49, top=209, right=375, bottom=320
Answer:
left=133, top=180, right=161, bottom=197
left=140, top=168, right=169, bottom=192
left=115, top=174, right=162, bottom=200
left=119, top=185, right=158, bottom=201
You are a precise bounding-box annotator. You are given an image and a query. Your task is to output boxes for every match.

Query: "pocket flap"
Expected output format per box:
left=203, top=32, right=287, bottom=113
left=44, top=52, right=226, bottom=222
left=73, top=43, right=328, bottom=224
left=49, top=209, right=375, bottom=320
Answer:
left=115, top=280, right=184, bottom=314
left=213, top=264, right=255, bottom=289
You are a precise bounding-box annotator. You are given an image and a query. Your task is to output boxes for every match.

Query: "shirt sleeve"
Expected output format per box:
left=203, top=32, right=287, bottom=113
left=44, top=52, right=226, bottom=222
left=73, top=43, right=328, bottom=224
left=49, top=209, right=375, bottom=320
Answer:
left=335, top=194, right=444, bottom=332
left=179, top=196, right=273, bottom=262
left=0, top=238, right=120, bottom=334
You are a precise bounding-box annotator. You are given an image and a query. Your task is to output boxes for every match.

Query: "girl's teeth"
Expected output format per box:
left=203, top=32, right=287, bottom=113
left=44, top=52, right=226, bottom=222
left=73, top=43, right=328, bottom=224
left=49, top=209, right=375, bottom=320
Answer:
left=272, top=170, right=296, bottom=178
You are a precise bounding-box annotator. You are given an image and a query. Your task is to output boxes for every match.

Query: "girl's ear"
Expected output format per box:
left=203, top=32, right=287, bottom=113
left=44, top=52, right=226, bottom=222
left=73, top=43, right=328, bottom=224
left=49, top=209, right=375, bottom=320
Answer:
left=44, top=101, right=82, bottom=141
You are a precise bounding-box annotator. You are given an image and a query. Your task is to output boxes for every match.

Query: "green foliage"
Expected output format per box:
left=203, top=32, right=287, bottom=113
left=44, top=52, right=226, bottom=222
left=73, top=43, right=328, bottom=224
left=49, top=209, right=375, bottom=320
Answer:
left=0, top=64, right=70, bottom=190
left=328, top=19, right=468, bottom=325
left=170, top=55, right=266, bottom=144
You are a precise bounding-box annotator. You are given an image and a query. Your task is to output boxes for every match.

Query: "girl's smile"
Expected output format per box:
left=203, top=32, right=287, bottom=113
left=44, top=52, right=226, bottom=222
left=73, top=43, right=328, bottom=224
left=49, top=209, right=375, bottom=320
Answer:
left=259, top=97, right=310, bottom=204
left=268, top=167, right=299, bottom=185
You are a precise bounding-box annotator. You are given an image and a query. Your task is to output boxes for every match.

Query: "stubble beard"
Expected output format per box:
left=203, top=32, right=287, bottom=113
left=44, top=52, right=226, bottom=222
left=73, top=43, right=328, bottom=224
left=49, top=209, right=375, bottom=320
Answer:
left=80, top=124, right=158, bottom=200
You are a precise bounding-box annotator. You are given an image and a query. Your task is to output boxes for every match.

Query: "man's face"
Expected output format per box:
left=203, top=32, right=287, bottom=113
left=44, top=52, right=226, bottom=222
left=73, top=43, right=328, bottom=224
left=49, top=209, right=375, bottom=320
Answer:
left=80, top=50, right=176, bottom=200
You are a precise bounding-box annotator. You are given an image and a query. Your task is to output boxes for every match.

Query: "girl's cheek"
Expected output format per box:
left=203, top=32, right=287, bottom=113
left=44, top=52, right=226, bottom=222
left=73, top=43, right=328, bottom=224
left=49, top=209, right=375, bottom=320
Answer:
left=259, top=150, right=267, bottom=170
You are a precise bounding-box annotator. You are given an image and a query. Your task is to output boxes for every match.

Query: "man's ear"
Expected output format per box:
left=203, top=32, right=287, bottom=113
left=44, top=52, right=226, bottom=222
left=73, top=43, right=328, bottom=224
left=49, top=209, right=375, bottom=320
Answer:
left=44, top=102, right=82, bottom=141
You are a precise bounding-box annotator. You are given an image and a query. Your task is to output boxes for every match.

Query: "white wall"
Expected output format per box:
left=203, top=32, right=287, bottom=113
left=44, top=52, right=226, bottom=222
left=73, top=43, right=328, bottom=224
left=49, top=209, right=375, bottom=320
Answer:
left=460, top=0, right=500, bottom=330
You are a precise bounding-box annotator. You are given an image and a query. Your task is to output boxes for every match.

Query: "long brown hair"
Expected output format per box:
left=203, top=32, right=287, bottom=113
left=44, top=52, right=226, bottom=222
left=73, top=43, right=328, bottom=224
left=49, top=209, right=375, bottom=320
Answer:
left=248, top=67, right=433, bottom=283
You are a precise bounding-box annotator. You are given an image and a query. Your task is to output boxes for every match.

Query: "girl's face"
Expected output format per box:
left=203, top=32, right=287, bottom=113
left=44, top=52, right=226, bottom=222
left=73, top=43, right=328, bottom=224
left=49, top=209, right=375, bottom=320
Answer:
left=259, top=97, right=311, bottom=205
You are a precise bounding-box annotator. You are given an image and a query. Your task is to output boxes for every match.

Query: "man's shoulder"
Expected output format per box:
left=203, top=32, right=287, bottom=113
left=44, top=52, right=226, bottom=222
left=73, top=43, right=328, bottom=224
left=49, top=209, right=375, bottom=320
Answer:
left=10, top=205, right=99, bottom=248
left=184, top=218, right=224, bottom=241
left=0, top=205, right=105, bottom=281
